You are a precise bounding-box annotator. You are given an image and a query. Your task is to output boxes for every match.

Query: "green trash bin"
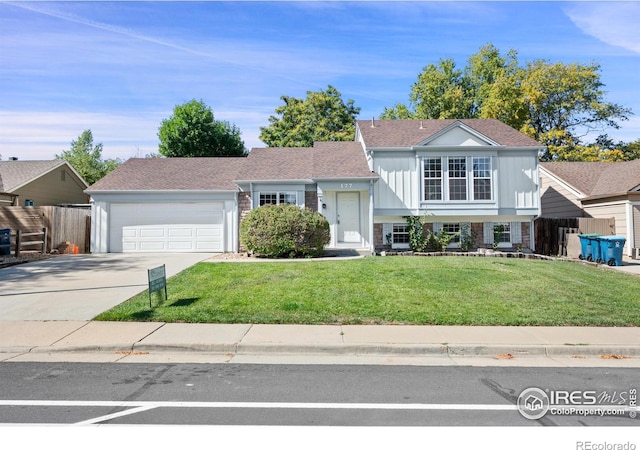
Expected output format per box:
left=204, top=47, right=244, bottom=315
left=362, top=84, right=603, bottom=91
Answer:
left=599, top=236, right=626, bottom=266
left=578, top=234, right=600, bottom=261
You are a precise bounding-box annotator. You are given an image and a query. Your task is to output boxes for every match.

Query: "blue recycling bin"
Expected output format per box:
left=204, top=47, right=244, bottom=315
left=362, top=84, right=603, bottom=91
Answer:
left=598, top=236, right=626, bottom=266
left=0, top=228, right=10, bottom=256
left=590, top=236, right=603, bottom=263
left=578, top=234, right=600, bottom=261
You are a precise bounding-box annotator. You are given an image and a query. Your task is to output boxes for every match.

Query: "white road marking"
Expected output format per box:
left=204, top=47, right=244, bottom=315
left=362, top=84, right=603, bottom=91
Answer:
left=0, top=399, right=516, bottom=411
left=74, top=405, right=159, bottom=425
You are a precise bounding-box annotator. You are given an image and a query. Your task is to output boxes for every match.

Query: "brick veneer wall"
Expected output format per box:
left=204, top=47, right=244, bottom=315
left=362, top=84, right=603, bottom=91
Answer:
left=305, top=191, right=318, bottom=211
left=521, top=222, right=530, bottom=249
left=374, top=221, right=531, bottom=251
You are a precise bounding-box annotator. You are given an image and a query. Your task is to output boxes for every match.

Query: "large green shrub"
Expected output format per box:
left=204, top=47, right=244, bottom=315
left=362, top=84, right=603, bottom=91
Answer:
left=240, top=204, right=330, bottom=258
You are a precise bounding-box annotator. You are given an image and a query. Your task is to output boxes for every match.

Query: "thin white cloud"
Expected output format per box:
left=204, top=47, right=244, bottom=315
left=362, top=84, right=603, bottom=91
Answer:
left=0, top=109, right=271, bottom=160
left=565, top=3, right=640, bottom=54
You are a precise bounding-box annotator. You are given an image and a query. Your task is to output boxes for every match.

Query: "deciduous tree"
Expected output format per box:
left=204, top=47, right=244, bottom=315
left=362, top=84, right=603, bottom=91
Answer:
left=259, top=85, right=360, bottom=147
left=384, top=44, right=632, bottom=161
left=55, top=130, right=121, bottom=185
left=158, top=99, right=246, bottom=157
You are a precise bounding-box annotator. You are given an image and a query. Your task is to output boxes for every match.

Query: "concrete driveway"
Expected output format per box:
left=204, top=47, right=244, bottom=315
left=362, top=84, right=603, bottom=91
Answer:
left=0, top=253, right=216, bottom=320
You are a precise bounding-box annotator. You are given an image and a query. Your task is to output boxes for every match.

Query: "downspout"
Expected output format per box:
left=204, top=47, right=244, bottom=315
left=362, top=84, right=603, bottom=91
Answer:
left=625, top=200, right=634, bottom=257
left=369, top=179, right=375, bottom=255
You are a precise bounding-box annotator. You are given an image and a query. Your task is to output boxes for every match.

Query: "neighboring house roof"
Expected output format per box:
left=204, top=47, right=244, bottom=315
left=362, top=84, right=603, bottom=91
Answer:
left=540, top=160, right=640, bottom=198
left=356, top=119, right=542, bottom=148
left=238, top=141, right=377, bottom=182
left=86, top=157, right=247, bottom=192
left=0, top=160, right=88, bottom=192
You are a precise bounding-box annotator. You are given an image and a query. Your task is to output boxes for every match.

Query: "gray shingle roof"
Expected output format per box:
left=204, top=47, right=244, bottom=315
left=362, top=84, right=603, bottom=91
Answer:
left=238, top=141, right=376, bottom=181
left=88, top=142, right=376, bottom=192
left=86, top=157, right=247, bottom=192
left=540, top=160, right=640, bottom=197
left=357, top=119, right=543, bottom=148
left=0, top=160, right=77, bottom=192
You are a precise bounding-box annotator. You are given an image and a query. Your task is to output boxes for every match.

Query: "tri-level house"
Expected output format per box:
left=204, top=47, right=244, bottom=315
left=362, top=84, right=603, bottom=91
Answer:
left=359, top=119, right=542, bottom=251
left=87, top=119, right=543, bottom=254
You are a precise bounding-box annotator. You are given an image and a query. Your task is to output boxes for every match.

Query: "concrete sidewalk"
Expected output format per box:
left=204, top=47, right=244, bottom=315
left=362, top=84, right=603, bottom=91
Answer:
left=1, top=252, right=639, bottom=366
left=1, top=321, right=639, bottom=367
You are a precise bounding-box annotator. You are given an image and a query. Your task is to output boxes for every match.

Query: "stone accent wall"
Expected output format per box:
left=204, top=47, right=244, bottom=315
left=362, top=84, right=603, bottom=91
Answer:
left=305, top=191, right=318, bottom=212
left=239, top=192, right=252, bottom=221
left=237, top=192, right=252, bottom=252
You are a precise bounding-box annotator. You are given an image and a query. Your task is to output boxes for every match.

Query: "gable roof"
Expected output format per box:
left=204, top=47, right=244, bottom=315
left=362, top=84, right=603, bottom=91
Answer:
left=540, top=160, right=640, bottom=198
left=0, top=160, right=88, bottom=193
left=356, top=119, right=542, bottom=148
left=238, top=141, right=376, bottom=182
left=86, top=157, right=247, bottom=192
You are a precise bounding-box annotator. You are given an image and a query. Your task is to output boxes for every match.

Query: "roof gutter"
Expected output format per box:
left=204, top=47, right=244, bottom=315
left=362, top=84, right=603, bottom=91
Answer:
left=85, top=189, right=239, bottom=195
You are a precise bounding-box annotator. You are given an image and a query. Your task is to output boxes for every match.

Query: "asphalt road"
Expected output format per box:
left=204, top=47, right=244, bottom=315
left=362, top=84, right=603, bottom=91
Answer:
left=0, top=362, right=638, bottom=427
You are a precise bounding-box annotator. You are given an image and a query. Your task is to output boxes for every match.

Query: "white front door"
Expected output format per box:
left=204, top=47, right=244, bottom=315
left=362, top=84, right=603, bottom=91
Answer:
left=337, top=192, right=361, bottom=243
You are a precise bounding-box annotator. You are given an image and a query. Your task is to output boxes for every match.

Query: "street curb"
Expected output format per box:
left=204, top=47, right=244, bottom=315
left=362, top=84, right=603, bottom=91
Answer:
left=4, top=343, right=640, bottom=358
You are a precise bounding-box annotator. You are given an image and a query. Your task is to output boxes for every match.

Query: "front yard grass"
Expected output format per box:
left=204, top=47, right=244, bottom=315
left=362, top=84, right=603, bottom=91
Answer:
left=94, top=256, right=640, bottom=326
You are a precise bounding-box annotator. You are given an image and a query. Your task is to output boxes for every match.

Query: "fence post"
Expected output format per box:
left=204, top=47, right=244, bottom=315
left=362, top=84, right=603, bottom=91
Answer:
left=42, top=227, right=47, bottom=254
left=15, top=230, right=21, bottom=258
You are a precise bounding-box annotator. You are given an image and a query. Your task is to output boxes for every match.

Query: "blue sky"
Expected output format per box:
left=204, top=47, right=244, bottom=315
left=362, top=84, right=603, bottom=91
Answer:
left=1, top=1, right=639, bottom=161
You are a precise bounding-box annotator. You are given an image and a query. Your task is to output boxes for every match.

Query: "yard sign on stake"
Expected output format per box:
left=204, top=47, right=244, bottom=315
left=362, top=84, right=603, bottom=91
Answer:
left=148, top=265, right=167, bottom=308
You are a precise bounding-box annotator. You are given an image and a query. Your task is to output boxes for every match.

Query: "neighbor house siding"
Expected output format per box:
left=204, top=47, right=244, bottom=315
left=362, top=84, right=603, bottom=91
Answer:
left=539, top=169, right=584, bottom=218
left=13, top=168, right=89, bottom=207
left=583, top=201, right=626, bottom=252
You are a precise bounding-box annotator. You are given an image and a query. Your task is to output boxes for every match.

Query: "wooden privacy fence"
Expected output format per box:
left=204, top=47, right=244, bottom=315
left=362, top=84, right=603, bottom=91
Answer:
left=41, top=206, right=91, bottom=253
left=0, top=228, right=48, bottom=257
left=0, top=206, right=91, bottom=254
left=535, top=217, right=616, bottom=256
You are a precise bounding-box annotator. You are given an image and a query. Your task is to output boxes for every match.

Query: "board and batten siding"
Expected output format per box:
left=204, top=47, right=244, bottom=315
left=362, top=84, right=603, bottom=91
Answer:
left=539, top=169, right=584, bottom=218
left=373, top=154, right=418, bottom=210
left=496, top=151, right=539, bottom=210
left=634, top=205, right=640, bottom=248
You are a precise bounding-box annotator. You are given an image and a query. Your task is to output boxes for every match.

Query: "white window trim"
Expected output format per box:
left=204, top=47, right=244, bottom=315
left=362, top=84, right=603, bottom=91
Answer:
left=258, top=191, right=298, bottom=207
left=483, top=222, right=522, bottom=248
left=422, top=156, right=494, bottom=203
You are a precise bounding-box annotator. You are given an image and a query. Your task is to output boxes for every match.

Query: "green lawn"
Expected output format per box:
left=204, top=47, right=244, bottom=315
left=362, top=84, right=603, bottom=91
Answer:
left=94, top=256, right=640, bottom=326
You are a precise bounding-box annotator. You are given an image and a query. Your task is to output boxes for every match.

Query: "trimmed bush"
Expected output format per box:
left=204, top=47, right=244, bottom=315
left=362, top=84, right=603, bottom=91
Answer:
left=240, top=204, right=330, bottom=258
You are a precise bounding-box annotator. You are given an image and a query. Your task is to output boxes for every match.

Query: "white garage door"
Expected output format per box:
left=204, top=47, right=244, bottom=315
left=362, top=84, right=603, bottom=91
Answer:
left=110, top=203, right=224, bottom=253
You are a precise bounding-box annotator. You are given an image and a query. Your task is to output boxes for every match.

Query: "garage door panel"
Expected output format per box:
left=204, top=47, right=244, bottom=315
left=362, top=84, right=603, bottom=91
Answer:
left=168, top=228, right=194, bottom=238
left=111, top=203, right=225, bottom=253
left=140, top=228, right=166, bottom=238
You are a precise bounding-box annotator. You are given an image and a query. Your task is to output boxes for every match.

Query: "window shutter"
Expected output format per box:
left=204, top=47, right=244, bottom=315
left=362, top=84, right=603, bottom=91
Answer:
left=382, top=223, right=393, bottom=243
left=461, top=222, right=471, bottom=240
left=511, top=222, right=522, bottom=244
left=483, top=222, right=494, bottom=244
left=432, top=222, right=442, bottom=235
